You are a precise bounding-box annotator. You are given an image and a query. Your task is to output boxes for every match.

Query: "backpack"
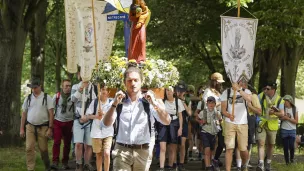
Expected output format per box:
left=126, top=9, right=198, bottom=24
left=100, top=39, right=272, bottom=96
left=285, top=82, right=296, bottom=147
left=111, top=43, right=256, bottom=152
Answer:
left=114, top=99, right=152, bottom=138
left=226, top=88, right=248, bottom=113
left=54, top=92, right=75, bottom=116
left=27, top=93, right=48, bottom=107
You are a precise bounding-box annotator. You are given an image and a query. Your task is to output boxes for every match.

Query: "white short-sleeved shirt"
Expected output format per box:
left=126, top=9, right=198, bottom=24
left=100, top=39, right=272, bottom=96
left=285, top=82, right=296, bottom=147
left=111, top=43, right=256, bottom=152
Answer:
left=220, top=88, right=251, bottom=124
left=22, top=92, right=54, bottom=125
left=71, top=82, right=97, bottom=117
left=164, top=99, right=185, bottom=118
left=87, top=98, right=113, bottom=139
left=281, top=107, right=298, bottom=130
left=101, top=97, right=164, bottom=145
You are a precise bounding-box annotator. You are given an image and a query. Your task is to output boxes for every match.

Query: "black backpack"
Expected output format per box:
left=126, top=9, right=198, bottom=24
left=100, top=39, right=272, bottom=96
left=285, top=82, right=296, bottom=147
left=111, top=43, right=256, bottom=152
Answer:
left=27, top=93, right=48, bottom=107
left=115, top=100, right=152, bottom=138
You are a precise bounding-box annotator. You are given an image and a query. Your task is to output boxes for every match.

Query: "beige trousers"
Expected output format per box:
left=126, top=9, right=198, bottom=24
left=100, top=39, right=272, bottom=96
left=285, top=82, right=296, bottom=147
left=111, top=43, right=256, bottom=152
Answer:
left=25, top=124, right=50, bottom=170
left=112, top=143, right=150, bottom=171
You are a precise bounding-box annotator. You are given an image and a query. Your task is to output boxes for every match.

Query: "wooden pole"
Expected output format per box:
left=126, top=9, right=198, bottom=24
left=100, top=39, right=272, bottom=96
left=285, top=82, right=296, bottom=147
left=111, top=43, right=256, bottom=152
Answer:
left=237, top=0, right=241, bottom=17
left=91, top=0, right=101, bottom=114
left=231, top=89, right=236, bottom=121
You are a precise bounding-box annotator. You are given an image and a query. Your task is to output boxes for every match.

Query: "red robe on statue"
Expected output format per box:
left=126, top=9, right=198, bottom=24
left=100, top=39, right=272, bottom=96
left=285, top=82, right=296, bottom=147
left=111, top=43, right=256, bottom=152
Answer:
left=128, top=12, right=146, bottom=63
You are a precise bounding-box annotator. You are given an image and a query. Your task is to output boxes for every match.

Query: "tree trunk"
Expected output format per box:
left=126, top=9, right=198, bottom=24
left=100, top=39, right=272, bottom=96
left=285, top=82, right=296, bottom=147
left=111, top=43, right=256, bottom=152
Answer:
left=29, top=0, right=48, bottom=89
left=0, top=0, right=47, bottom=147
left=0, top=1, right=28, bottom=147
left=258, top=47, right=283, bottom=91
left=280, top=45, right=304, bottom=98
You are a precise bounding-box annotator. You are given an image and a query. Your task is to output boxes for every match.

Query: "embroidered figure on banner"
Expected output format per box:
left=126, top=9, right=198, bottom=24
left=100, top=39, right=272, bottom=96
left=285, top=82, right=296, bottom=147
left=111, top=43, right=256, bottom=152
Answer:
left=230, top=28, right=246, bottom=60
left=83, top=23, right=93, bottom=52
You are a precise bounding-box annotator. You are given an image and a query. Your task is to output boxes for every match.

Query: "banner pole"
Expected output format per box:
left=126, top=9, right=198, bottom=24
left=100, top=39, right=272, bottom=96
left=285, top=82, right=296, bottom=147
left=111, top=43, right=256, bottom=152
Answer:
left=91, top=0, right=101, bottom=115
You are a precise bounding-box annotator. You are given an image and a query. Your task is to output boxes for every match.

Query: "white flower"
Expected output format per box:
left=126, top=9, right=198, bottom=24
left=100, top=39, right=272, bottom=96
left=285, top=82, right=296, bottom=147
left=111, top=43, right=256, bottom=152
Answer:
left=104, top=63, right=111, bottom=71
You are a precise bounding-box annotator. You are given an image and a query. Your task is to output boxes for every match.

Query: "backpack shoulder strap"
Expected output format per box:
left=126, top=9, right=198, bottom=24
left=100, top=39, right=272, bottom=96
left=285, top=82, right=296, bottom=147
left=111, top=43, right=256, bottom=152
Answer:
left=292, top=106, right=296, bottom=118
left=203, top=109, right=208, bottom=121
left=226, top=88, right=231, bottom=112
left=27, top=94, right=32, bottom=107
left=93, top=98, right=98, bottom=115
left=42, top=93, right=48, bottom=106
left=55, top=92, right=61, bottom=115
left=114, top=104, right=123, bottom=138
left=175, top=97, right=179, bottom=115
left=55, top=92, right=60, bottom=106
left=143, top=101, right=151, bottom=136
left=276, top=97, right=282, bottom=109
left=260, top=93, right=266, bottom=115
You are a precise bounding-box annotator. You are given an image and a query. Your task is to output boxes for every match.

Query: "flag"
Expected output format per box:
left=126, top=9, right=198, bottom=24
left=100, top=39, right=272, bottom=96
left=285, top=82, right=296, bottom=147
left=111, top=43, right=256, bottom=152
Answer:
left=105, top=0, right=132, bottom=13
left=221, top=16, right=258, bottom=83
left=65, top=0, right=118, bottom=81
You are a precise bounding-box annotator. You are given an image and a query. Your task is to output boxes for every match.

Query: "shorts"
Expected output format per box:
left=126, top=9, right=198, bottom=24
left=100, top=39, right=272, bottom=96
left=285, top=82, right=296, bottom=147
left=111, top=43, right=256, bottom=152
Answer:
left=158, top=119, right=179, bottom=144
left=92, top=136, right=113, bottom=153
left=224, top=121, right=248, bottom=151
left=182, top=123, right=188, bottom=138
left=73, top=120, right=92, bottom=145
left=256, top=126, right=277, bottom=145
left=201, top=132, right=216, bottom=150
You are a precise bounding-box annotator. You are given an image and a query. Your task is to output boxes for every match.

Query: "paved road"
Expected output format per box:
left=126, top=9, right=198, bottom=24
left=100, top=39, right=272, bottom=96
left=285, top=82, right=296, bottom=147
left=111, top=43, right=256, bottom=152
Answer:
left=55, top=150, right=263, bottom=171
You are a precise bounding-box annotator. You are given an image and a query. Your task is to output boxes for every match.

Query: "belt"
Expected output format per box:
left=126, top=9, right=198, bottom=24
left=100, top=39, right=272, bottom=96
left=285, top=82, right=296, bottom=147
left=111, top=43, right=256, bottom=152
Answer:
left=170, top=115, right=178, bottom=120
left=117, top=142, right=149, bottom=149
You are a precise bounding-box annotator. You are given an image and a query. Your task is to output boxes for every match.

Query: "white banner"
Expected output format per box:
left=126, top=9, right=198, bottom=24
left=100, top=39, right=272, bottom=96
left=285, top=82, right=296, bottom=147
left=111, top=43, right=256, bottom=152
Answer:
left=65, top=0, right=118, bottom=81
left=221, top=16, right=258, bottom=83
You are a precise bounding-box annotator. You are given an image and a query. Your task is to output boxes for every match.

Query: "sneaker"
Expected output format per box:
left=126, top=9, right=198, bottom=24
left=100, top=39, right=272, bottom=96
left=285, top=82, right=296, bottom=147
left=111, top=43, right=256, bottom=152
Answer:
left=168, top=167, right=177, bottom=171
left=189, top=151, right=193, bottom=158
left=247, top=164, right=253, bottom=168
left=265, top=162, right=271, bottom=171
left=212, top=159, right=220, bottom=171
left=206, top=166, right=213, bottom=171
left=236, top=167, right=241, bottom=171
left=218, top=159, right=223, bottom=167
left=155, top=168, right=165, bottom=171
left=241, top=165, right=248, bottom=171
left=83, top=164, right=94, bottom=171
left=50, top=163, right=58, bottom=170
left=75, top=163, right=83, bottom=171
left=178, top=165, right=187, bottom=171
left=62, top=163, right=70, bottom=170
left=256, top=162, right=264, bottom=171
left=201, top=159, right=205, bottom=169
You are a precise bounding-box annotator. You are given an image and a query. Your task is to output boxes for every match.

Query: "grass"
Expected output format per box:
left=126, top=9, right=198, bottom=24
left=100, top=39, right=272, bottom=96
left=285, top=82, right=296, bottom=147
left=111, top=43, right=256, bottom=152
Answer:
left=0, top=141, right=62, bottom=171
left=273, top=162, right=304, bottom=171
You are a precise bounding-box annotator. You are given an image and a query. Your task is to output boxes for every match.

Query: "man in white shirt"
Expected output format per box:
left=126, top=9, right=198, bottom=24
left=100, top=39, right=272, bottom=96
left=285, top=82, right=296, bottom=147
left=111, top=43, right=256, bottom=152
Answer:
left=220, top=80, right=252, bottom=171
left=20, top=77, right=54, bottom=171
left=102, top=66, right=171, bottom=171
left=84, top=85, right=113, bottom=171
